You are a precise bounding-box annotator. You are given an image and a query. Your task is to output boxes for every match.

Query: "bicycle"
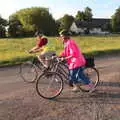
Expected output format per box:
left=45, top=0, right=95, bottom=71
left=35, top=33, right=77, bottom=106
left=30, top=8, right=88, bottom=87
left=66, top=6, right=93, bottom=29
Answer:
left=19, top=51, right=68, bottom=83
left=36, top=56, right=68, bottom=99
left=19, top=52, right=46, bottom=83
left=50, top=56, right=69, bottom=83
left=51, top=55, right=99, bottom=92
left=36, top=56, right=100, bottom=99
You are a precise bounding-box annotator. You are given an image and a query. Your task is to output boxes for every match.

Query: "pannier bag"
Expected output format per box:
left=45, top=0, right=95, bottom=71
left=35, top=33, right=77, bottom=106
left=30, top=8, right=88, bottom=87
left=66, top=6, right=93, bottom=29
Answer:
left=85, top=56, right=95, bottom=67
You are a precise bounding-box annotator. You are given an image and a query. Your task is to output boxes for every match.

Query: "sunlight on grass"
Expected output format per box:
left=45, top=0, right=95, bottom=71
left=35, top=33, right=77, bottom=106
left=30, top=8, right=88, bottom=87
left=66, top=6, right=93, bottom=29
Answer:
left=0, top=35, right=120, bottom=66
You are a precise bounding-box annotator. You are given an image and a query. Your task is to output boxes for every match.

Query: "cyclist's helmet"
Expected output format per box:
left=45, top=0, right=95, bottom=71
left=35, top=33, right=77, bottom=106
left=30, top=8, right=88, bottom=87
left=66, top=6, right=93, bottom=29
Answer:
left=59, top=29, right=70, bottom=36
left=34, top=30, right=43, bottom=37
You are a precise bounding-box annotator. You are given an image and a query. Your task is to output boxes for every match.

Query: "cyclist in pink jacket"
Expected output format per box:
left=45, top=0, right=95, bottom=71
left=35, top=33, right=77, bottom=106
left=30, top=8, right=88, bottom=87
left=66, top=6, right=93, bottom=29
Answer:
left=59, top=30, right=92, bottom=92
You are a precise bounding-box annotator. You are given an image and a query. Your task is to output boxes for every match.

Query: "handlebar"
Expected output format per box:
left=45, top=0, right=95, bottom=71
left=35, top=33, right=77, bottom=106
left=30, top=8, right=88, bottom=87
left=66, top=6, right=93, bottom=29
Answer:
left=25, top=50, right=66, bottom=62
left=50, top=56, right=66, bottom=63
left=25, top=50, right=40, bottom=56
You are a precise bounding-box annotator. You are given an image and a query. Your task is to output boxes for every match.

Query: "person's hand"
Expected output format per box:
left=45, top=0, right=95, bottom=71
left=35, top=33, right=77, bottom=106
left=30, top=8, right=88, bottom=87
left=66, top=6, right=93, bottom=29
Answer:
left=28, top=50, right=33, bottom=54
left=51, top=55, right=57, bottom=60
left=56, top=37, right=60, bottom=40
left=59, top=57, right=66, bottom=61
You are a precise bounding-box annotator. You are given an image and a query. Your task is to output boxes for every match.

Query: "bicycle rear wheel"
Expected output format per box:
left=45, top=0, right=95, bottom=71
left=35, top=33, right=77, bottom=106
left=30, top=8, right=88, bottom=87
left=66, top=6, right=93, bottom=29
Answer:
left=79, top=67, right=99, bottom=92
left=36, top=72, right=63, bottom=99
left=20, top=61, right=38, bottom=83
left=33, top=58, right=46, bottom=73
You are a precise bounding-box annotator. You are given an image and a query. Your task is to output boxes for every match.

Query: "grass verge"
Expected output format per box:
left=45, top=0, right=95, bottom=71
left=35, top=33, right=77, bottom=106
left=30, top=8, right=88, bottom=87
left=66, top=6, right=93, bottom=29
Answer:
left=0, top=35, right=120, bottom=67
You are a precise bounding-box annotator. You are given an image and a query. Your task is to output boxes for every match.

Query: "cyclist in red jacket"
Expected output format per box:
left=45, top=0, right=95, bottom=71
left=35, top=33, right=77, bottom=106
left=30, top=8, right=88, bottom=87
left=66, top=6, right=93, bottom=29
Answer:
left=29, top=30, right=55, bottom=67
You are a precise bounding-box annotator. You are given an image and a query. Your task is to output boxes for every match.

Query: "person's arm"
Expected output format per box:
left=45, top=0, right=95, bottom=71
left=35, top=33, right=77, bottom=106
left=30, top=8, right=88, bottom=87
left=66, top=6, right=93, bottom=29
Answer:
left=65, top=55, right=72, bottom=59
left=62, top=41, right=76, bottom=60
left=29, top=46, right=43, bottom=53
left=59, top=45, right=73, bottom=61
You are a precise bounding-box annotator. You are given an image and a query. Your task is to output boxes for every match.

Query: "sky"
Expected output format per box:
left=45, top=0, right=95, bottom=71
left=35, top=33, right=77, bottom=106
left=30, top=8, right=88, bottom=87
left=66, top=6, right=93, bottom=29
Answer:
left=0, top=0, right=120, bottom=20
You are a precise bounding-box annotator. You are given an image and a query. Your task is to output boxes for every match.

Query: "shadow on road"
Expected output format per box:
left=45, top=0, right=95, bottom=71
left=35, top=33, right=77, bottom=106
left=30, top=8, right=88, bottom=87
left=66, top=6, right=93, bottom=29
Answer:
left=99, top=81, right=120, bottom=87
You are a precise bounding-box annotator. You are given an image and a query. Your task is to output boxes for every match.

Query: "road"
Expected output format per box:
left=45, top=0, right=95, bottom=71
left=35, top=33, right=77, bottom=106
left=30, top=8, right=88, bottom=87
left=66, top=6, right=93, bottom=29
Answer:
left=0, top=54, right=120, bottom=120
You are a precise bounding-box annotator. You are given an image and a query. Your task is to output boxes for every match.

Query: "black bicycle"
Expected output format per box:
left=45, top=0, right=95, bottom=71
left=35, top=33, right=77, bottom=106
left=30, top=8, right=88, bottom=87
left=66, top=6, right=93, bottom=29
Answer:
left=48, top=55, right=100, bottom=92
left=36, top=56, right=99, bottom=99
left=36, top=56, right=68, bottom=99
left=19, top=52, right=47, bottom=83
left=19, top=52, right=68, bottom=83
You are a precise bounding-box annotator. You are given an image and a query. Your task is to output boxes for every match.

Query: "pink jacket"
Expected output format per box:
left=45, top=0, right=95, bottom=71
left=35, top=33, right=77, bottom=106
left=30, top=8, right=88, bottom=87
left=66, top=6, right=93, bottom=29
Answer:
left=60, top=39, right=86, bottom=70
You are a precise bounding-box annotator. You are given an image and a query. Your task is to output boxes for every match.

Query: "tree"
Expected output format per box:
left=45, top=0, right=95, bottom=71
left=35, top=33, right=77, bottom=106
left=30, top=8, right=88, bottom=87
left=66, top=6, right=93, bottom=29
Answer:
left=58, top=14, right=74, bottom=31
left=8, top=14, right=24, bottom=37
left=75, top=7, right=93, bottom=21
left=84, top=7, right=92, bottom=21
left=111, top=7, right=120, bottom=32
left=9, top=7, right=57, bottom=36
left=0, top=16, right=7, bottom=38
left=75, top=11, right=85, bottom=21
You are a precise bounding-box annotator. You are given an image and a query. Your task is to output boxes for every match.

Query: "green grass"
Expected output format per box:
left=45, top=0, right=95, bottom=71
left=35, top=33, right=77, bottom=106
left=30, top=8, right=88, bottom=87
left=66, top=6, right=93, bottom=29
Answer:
left=0, top=35, right=120, bottom=66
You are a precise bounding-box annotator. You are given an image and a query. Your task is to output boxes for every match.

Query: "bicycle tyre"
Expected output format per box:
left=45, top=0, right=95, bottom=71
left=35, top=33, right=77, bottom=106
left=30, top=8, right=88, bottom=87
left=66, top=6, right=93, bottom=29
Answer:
left=20, top=61, right=38, bottom=83
left=36, top=72, right=63, bottom=99
left=33, top=58, right=46, bottom=73
left=79, top=67, right=100, bottom=92
left=58, top=63, right=69, bottom=79
left=52, top=62, right=69, bottom=82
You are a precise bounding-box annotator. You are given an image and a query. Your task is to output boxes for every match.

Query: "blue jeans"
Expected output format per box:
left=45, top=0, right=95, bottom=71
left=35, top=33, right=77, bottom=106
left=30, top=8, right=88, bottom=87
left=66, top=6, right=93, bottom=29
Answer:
left=69, top=67, right=90, bottom=84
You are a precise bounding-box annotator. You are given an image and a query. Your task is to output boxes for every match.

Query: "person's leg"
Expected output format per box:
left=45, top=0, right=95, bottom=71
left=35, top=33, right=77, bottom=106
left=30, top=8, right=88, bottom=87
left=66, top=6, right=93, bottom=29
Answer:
left=78, top=67, right=96, bottom=92
left=68, top=70, right=73, bottom=87
left=69, top=68, right=80, bottom=92
left=37, top=53, right=48, bottom=68
left=77, top=67, right=91, bottom=84
left=43, top=51, right=56, bottom=67
left=69, top=68, right=80, bottom=84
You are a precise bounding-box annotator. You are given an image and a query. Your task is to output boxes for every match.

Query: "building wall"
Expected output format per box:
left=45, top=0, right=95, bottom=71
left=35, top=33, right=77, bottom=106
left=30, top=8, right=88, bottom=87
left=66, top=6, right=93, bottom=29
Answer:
left=70, top=22, right=110, bottom=35
left=90, top=28, right=102, bottom=34
left=70, top=22, right=84, bottom=34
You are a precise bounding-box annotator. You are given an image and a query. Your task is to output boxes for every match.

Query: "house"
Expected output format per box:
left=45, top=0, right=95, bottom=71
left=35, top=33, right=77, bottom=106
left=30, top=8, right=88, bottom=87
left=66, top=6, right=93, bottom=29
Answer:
left=70, top=18, right=111, bottom=35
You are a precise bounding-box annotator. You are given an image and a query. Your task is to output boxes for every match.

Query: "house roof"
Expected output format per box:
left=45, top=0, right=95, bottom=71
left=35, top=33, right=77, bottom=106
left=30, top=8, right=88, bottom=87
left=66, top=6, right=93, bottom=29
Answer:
left=75, top=18, right=111, bottom=28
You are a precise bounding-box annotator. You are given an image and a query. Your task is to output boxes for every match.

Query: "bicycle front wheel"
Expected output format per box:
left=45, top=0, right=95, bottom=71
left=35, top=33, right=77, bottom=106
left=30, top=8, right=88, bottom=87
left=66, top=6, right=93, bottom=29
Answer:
left=36, top=72, right=63, bottom=99
left=58, top=63, right=69, bottom=80
left=79, top=67, right=99, bottom=92
left=20, top=61, right=38, bottom=83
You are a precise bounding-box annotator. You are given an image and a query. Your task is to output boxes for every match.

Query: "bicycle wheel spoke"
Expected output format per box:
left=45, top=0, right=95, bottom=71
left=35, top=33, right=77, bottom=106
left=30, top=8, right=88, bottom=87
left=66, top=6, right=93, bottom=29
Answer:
left=20, top=61, right=37, bottom=83
left=36, top=72, right=63, bottom=99
left=80, top=67, right=99, bottom=92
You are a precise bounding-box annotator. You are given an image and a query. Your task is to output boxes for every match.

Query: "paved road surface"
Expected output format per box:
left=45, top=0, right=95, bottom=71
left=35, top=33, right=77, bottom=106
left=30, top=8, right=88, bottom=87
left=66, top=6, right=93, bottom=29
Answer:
left=0, top=54, right=120, bottom=120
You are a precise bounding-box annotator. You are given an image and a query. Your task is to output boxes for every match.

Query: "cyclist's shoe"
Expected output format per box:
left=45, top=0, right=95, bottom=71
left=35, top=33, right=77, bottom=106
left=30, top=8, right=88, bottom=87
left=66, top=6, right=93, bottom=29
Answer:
left=71, top=84, right=80, bottom=92
left=85, top=83, right=95, bottom=92
left=68, top=82, right=74, bottom=87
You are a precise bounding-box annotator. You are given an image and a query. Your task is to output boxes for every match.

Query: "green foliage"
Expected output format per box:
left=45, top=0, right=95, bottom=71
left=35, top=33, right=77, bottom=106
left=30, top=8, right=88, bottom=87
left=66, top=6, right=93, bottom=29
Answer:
left=111, top=7, right=120, bottom=32
left=75, top=7, right=92, bottom=21
left=0, top=16, right=8, bottom=26
left=75, top=11, right=85, bottom=21
left=8, top=14, right=24, bottom=37
left=8, top=7, right=57, bottom=37
left=57, top=14, right=74, bottom=31
left=0, top=25, right=6, bottom=38
left=0, top=16, right=7, bottom=38
left=84, top=7, right=92, bottom=21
